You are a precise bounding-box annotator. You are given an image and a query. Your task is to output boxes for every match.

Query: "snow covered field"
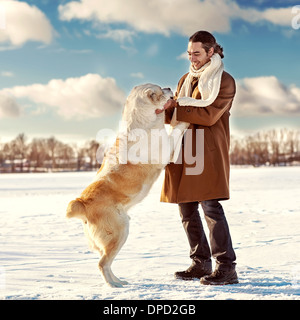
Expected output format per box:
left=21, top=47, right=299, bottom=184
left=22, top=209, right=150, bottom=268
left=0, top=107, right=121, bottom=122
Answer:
left=0, top=166, right=300, bottom=300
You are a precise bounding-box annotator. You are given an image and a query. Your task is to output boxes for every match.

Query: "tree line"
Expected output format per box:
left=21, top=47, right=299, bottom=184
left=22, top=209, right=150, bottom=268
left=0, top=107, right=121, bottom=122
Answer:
left=0, top=134, right=100, bottom=173
left=0, top=128, right=299, bottom=173
left=230, top=128, right=300, bottom=167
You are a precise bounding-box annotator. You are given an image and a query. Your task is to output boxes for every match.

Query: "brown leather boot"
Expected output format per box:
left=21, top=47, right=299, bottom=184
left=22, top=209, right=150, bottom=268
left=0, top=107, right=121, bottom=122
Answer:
left=200, top=263, right=238, bottom=285
left=175, top=259, right=212, bottom=280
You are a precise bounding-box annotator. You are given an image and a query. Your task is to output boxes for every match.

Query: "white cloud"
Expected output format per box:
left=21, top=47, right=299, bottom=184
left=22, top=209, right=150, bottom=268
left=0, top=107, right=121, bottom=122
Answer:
left=262, top=7, right=293, bottom=26
left=233, top=76, right=300, bottom=116
left=58, top=0, right=294, bottom=36
left=1, top=73, right=299, bottom=120
left=1, top=71, right=14, bottom=77
left=130, top=72, right=144, bottom=79
left=177, top=52, right=189, bottom=60
left=0, top=92, right=20, bottom=118
left=1, top=74, right=126, bottom=120
left=0, top=3, right=6, bottom=30
left=230, top=4, right=293, bottom=27
left=0, top=0, right=54, bottom=46
left=97, top=29, right=136, bottom=44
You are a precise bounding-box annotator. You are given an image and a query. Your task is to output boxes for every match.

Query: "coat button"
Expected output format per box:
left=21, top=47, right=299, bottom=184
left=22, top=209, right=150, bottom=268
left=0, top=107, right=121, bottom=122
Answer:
left=186, top=108, right=191, bottom=112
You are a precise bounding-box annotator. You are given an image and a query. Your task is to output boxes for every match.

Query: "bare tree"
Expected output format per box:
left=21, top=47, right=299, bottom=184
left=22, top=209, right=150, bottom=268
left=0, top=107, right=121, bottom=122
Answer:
left=230, top=129, right=300, bottom=167
left=74, top=145, right=87, bottom=171
left=28, top=138, right=47, bottom=171
left=56, top=141, right=74, bottom=169
left=86, top=140, right=100, bottom=170
left=3, top=140, right=17, bottom=172
left=47, top=137, right=58, bottom=170
left=13, top=133, right=28, bottom=172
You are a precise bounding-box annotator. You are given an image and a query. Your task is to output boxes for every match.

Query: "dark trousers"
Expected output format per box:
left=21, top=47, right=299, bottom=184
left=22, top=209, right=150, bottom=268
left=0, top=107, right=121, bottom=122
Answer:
left=178, top=200, right=236, bottom=267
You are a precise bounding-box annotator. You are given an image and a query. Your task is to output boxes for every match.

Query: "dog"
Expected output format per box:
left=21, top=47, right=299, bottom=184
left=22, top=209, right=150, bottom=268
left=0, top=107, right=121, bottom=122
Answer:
left=66, top=84, right=186, bottom=287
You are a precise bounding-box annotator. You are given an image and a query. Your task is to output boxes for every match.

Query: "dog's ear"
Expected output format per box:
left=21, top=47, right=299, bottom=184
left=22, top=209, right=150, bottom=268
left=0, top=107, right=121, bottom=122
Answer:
left=145, top=88, right=155, bottom=101
left=145, top=87, right=163, bottom=103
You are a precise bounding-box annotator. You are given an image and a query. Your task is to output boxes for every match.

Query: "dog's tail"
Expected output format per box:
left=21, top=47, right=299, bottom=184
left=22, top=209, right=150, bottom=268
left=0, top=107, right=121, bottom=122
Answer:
left=66, top=198, right=86, bottom=220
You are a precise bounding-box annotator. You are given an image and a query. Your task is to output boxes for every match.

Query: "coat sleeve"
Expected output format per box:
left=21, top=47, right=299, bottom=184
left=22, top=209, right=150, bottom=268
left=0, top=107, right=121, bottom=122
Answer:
left=164, top=73, right=188, bottom=124
left=176, top=72, right=236, bottom=127
left=164, top=105, right=175, bottom=124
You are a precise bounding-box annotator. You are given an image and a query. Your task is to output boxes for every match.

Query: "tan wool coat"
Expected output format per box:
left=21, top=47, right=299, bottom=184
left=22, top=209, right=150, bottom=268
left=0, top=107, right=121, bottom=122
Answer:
left=160, top=71, right=236, bottom=203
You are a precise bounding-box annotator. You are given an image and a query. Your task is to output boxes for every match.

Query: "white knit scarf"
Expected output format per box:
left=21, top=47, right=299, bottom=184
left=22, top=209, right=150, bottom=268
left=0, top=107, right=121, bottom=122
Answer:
left=169, top=53, right=224, bottom=162
left=170, top=53, right=224, bottom=127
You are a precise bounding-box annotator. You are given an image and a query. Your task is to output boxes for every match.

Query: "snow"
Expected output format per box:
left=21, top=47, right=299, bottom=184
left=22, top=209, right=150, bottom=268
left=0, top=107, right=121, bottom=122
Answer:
left=0, top=166, right=300, bottom=300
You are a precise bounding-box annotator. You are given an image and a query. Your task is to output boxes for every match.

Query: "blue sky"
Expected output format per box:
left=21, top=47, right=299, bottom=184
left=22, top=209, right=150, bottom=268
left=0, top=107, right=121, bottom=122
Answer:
left=0, top=0, right=299, bottom=143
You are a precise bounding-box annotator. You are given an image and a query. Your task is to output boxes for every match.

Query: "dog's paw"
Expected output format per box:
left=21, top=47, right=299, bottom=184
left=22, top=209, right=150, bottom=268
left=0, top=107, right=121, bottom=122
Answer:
left=106, top=278, right=129, bottom=288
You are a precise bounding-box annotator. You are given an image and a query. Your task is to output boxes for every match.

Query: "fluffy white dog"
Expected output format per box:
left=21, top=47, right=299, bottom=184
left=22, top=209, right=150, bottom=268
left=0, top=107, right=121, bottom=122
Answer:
left=66, top=84, right=186, bottom=287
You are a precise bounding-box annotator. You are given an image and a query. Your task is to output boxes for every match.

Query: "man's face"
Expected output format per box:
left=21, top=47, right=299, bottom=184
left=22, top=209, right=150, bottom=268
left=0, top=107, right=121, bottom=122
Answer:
left=187, top=41, right=213, bottom=70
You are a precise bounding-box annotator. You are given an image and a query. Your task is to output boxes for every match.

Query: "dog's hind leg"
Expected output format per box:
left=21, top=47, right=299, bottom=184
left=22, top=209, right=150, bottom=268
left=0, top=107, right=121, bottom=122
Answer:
left=98, top=254, right=123, bottom=288
left=98, top=213, right=129, bottom=287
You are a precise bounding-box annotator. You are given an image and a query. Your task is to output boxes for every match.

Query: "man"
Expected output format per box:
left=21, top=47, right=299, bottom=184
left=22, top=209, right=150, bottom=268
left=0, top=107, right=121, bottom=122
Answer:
left=158, top=31, right=238, bottom=285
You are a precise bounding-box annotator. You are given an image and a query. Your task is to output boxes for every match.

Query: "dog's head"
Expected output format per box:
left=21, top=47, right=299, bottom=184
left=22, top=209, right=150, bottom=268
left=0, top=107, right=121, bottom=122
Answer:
left=122, top=84, right=173, bottom=131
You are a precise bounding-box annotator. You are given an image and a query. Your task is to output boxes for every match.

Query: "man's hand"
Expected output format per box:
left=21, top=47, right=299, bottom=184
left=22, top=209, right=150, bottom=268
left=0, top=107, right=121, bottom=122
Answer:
left=155, top=98, right=178, bottom=114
